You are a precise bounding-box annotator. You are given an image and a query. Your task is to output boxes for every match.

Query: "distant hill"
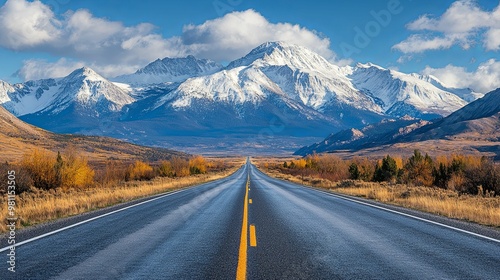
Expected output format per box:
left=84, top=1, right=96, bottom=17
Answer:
left=296, top=89, right=500, bottom=159
left=403, top=88, right=500, bottom=142
left=0, top=105, right=185, bottom=164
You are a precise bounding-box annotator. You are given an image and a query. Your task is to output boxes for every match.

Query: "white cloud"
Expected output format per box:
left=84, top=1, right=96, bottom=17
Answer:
left=393, top=35, right=457, bottom=53
left=180, top=9, right=336, bottom=62
left=0, top=1, right=339, bottom=80
left=394, top=0, right=500, bottom=53
left=16, top=58, right=85, bottom=81
left=422, top=59, right=500, bottom=93
left=0, top=0, right=60, bottom=49
left=15, top=58, right=142, bottom=81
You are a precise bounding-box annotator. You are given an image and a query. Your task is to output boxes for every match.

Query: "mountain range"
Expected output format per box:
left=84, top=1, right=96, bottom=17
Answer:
left=296, top=88, right=500, bottom=159
left=0, top=41, right=486, bottom=154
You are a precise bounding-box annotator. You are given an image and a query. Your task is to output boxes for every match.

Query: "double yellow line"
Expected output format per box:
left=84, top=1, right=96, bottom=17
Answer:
left=236, top=174, right=256, bottom=280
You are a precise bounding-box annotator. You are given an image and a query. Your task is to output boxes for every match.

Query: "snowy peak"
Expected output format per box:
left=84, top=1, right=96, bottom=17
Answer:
left=136, top=55, right=222, bottom=76
left=59, top=67, right=134, bottom=112
left=62, top=67, right=107, bottom=83
left=0, top=67, right=134, bottom=116
left=226, top=41, right=338, bottom=72
left=160, top=42, right=377, bottom=115
left=114, top=55, right=223, bottom=85
left=0, top=80, right=14, bottom=103
left=348, top=63, right=469, bottom=118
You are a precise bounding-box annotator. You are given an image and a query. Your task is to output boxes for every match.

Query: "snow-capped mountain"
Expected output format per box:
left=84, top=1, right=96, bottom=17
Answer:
left=0, top=41, right=482, bottom=153
left=154, top=41, right=383, bottom=128
left=417, top=74, right=483, bottom=102
left=114, top=55, right=223, bottom=85
left=346, top=63, right=468, bottom=119
left=297, top=88, right=500, bottom=157
left=1, top=67, right=134, bottom=117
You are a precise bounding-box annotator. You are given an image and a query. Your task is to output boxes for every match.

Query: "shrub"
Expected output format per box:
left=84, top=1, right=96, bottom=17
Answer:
left=189, top=155, right=207, bottom=175
left=157, top=160, right=174, bottom=177
left=96, top=160, right=128, bottom=185
left=463, top=158, right=500, bottom=195
left=21, top=149, right=59, bottom=190
left=58, top=149, right=95, bottom=190
left=127, top=161, right=155, bottom=181
left=0, top=162, right=33, bottom=194
left=171, top=156, right=190, bottom=177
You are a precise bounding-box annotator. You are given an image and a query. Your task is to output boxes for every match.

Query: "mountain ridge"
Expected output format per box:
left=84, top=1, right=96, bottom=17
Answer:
left=0, top=41, right=485, bottom=154
left=296, top=88, right=500, bottom=158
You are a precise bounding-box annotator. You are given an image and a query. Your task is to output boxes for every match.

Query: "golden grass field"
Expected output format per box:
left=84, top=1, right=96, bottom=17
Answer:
left=0, top=158, right=244, bottom=233
left=256, top=160, right=500, bottom=228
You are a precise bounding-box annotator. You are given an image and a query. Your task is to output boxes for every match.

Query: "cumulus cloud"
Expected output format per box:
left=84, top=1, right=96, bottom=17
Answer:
left=422, top=59, right=500, bottom=93
left=180, top=10, right=335, bottom=62
left=0, top=0, right=339, bottom=80
left=15, top=58, right=143, bottom=81
left=393, top=0, right=500, bottom=53
left=16, top=58, right=85, bottom=81
left=0, top=0, right=60, bottom=49
left=393, top=35, right=457, bottom=53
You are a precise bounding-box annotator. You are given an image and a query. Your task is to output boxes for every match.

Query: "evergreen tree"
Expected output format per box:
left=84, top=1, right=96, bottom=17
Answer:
left=348, top=163, right=360, bottom=180
left=373, top=155, right=398, bottom=182
left=403, top=150, right=434, bottom=187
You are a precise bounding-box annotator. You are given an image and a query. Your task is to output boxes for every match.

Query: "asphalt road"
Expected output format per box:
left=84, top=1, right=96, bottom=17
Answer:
left=1, top=159, right=499, bottom=279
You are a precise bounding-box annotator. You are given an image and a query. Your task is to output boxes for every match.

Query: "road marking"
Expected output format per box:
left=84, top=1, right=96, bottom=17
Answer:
left=250, top=225, right=257, bottom=247
left=310, top=188, right=500, bottom=244
left=0, top=188, right=187, bottom=253
left=236, top=176, right=250, bottom=280
left=249, top=199, right=252, bottom=204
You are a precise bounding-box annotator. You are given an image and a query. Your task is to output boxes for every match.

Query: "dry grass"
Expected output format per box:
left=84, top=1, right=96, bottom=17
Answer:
left=261, top=167, right=500, bottom=228
left=0, top=161, right=244, bottom=233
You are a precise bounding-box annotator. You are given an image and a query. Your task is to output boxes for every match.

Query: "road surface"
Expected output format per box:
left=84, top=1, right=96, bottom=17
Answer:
left=1, top=159, right=499, bottom=279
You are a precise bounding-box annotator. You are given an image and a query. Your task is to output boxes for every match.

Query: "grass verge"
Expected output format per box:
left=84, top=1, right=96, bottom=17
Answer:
left=261, top=167, right=500, bottom=228
left=0, top=163, right=242, bottom=233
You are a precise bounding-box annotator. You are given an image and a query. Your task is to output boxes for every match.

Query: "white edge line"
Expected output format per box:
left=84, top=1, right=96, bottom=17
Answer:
left=0, top=188, right=188, bottom=252
left=316, top=188, right=500, bottom=244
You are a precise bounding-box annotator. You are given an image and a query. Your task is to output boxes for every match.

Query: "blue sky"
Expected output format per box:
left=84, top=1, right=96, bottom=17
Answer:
left=0, top=0, right=499, bottom=92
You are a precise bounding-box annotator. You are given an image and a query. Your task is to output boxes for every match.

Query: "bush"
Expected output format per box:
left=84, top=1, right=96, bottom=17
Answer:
left=127, top=161, right=155, bottom=181
left=21, top=149, right=59, bottom=190
left=58, top=150, right=95, bottom=190
left=189, top=155, right=207, bottom=175
left=463, top=158, right=500, bottom=195
left=0, top=162, right=33, bottom=194
left=171, top=157, right=190, bottom=177
left=157, top=160, right=174, bottom=177
left=96, top=160, right=128, bottom=185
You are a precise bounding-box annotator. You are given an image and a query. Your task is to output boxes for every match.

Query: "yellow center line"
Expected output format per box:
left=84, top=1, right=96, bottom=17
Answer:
left=236, top=175, right=250, bottom=280
left=249, top=225, right=257, bottom=247
left=249, top=199, right=252, bottom=204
